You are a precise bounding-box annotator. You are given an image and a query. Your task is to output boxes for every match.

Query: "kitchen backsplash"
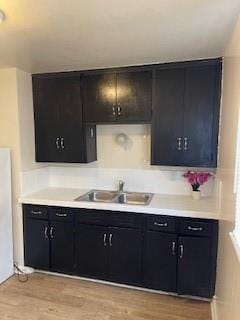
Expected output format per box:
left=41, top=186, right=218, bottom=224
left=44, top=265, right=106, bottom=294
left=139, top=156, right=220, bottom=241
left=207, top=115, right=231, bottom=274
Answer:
left=20, top=166, right=216, bottom=197
left=20, top=124, right=217, bottom=197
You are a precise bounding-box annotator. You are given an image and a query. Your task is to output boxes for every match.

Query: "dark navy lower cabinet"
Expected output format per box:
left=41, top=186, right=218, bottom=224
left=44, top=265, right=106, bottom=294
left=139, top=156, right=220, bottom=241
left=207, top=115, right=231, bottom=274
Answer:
left=23, top=205, right=75, bottom=274
left=77, top=224, right=109, bottom=280
left=23, top=205, right=218, bottom=299
left=143, top=231, right=177, bottom=292
left=76, top=212, right=142, bottom=286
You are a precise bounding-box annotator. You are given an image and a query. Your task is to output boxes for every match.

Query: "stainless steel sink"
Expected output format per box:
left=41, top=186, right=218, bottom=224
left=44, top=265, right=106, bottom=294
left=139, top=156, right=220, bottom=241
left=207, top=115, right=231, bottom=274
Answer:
left=117, top=192, right=153, bottom=205
left=75, top=190, right=153, bottom=206
left=75, top=190, right=118, bottom=203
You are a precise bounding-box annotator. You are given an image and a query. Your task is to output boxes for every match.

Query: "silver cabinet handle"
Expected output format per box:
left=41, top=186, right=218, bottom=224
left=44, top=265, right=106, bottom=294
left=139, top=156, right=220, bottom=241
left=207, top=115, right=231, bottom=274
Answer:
left=103, top=233, right=107, bottom=246
left=172, top=241, right=176, bottom=256
left=109, top=234, right=113, bottom=246
left=179, top=244, right=184, bottom=259
left=50, top=226, right=54, bottom=239
left=31, top=210, right=42, bottom=215
left=184, top=137, right=188, bottom=150
left=90, top=128, right=94, bottom=137
left=56, top=137, right=60, bottom=149
left=56, top=213, right=67, bottom=217
left=154, top=222, right=168, bottom=227
left=188, top=226, right=203, bottom=231
left=177, top=137, right=182, bottom=151
left=112, top=106, right=116, bottom=116
left=61, top=138, right=65, bottom=149
left=44, top=226, right=48, bottom=239
left=117, top=105, right=121, bottom=116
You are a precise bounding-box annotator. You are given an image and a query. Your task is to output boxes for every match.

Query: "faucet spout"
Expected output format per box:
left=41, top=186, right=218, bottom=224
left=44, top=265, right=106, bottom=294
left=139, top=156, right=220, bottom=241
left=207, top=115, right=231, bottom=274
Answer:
left=118, top=180, right=125, bottom=193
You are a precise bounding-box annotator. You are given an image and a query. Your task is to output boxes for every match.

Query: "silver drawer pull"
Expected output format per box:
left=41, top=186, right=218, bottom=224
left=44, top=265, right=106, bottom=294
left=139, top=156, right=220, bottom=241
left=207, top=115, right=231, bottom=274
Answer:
left=154, top=222, right=168, bottom=227
left=31, top=210, right=42, bottom=215
left=188, top=226, right=203, bottom=231
left=61, top=138, right=65, bottom=149
left=179, top=244, right=184, bottom=259
left=44, top=226, right=48, bottom=239
left=56, top=137, right=60, bottom=149
left=117, top=104, right=121, bottom=116
left=177, top=137, right=182, bottom=151
left=172, top=241, right=176, bottom=256
left=50, top=226, right=54, bottom=239
left=109, top=233, right=113, bottom=246
left=103, top=233, right=107, bottom=246
left=184, top=137, right=188, bottom=150
left=56, top=213, right=67, bottom=217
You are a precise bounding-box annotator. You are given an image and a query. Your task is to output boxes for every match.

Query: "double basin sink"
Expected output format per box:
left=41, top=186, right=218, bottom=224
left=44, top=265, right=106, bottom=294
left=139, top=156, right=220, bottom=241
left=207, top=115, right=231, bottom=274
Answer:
left=75, top=190, right=153, bottom=206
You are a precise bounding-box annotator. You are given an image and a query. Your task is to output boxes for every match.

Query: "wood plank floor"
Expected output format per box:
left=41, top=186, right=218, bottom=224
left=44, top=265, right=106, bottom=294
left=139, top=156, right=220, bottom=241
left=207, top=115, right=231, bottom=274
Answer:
left=0, top=273, right=211, bottom=320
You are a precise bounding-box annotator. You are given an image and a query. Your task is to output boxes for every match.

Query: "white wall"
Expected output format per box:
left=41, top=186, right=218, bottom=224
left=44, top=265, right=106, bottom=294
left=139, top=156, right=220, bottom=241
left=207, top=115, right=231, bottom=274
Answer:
left=16, top=69, right=46, bottom=172
left=214, top=15, right=240, bottom=320
left=0, top=68, right=48, bottom=265
left=0, top=149, right=13, bottom=283
left=0, top=68, right=23, bottom=264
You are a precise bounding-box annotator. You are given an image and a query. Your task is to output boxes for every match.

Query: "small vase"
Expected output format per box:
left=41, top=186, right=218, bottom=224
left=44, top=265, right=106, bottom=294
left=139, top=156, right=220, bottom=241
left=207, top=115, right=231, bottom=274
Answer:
left=191, top=190, right=201, bottom=200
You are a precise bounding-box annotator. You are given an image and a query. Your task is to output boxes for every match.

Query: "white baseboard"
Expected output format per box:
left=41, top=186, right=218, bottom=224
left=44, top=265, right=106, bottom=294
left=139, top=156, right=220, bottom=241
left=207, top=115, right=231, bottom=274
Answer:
left=211, top=297, right=218, bottom=320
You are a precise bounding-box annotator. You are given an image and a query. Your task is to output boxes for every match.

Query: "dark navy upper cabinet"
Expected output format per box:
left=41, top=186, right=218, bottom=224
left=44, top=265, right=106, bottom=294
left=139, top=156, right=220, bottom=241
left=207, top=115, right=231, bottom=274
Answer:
left=82, top=73, right=117, bottom=123
left=82, top=70, right=152, bottom=123
left=151, top=59, right=221, bottom=168
left=151, top=67, right=185, bottom=166
left=32, top=76, right=97, bottom=163
left=32, top=59, right=221, bottom=166
left=115, top=71, right=152, bottom=122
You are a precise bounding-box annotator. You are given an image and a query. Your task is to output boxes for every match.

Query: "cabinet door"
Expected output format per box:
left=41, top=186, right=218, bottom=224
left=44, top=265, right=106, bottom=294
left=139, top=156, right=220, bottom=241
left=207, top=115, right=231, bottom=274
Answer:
left=82, top=73, right=117, bottom=122
left=33, top=78, right=61, bottom=162
left=24, top=219, right=50, bottom=270
left=116, top=71, right=152, bottom=122
left=76, top=224, right=108, bottom=280
left=151, top=68, right=185, bottom=165
left=57, top=77, right=86, bottom=163
left=182, top=65, right=221, bottom=167
left=50, top=221, right=75, bottom=274
left=178, top=236, right=212, bottom=298
left=108, top=227, right=142, bottom=285
left=143, top=232, right=177, bottom=292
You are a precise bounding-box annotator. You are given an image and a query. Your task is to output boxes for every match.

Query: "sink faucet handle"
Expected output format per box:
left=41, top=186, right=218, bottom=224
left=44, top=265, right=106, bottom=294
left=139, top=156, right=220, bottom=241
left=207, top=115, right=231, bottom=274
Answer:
left=118, top=180, right=125, bottom=193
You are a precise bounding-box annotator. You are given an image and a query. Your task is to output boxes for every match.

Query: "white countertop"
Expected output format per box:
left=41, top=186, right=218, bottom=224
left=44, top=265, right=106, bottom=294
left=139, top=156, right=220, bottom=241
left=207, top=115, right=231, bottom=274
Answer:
left=19, top=187, right=220, bottom=220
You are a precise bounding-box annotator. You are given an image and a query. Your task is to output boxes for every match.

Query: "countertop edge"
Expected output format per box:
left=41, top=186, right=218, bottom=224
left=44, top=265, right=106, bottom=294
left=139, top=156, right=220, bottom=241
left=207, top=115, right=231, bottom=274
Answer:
left=19, top=196, right=220, bottom=221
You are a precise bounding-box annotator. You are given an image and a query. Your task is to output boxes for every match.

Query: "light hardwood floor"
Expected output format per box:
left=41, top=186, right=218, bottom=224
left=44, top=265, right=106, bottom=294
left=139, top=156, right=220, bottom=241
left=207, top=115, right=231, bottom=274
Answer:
left=0, top=273, right=211, bottom=320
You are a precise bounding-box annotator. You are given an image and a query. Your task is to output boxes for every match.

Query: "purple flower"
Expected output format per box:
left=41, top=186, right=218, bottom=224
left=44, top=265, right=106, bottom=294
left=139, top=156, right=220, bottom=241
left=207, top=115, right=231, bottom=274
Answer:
left=183, top=171, right=212, bottom=191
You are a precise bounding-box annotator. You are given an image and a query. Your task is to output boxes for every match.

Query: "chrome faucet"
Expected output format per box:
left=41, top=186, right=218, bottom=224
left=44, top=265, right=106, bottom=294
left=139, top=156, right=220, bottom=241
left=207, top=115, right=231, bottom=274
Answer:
left=118, top=180, right=125, bottom=193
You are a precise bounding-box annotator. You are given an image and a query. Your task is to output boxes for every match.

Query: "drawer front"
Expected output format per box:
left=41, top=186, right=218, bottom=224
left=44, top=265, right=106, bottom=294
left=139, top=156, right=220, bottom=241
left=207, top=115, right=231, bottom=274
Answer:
left=49, top=207, right=74, bottom=222
left=179, top=220, right=212, bottom=237
left=107, top=212, right=142, bottom=229
left=147, top=216, right=176, bottom=233
left=23, top=205, right=48, bottom=220
left=76, top=209, right=106, bottom=226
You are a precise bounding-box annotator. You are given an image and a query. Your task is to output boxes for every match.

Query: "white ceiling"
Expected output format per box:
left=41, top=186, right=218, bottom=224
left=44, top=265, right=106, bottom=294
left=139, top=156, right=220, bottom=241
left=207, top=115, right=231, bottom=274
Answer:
left=0, top=0, right=239, bottom=73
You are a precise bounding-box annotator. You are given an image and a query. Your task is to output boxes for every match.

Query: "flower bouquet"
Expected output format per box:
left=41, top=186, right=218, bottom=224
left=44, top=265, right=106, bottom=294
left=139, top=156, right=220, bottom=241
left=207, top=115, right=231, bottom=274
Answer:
left=183, top=171, right=212, bottom=200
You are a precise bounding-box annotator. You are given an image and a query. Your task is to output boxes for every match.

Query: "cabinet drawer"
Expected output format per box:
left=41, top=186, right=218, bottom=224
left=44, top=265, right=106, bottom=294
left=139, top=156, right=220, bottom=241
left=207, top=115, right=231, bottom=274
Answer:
left=179, top=220, right=212, bottom=237
left=49, top=207, right=74, bottom=222
left=23, top=205, right=48, bottom=220
left=76, top=210, right=106, bottom=226
left=147, top=216, right=176, bottom=233
left=108, top=212, right=142, bottom=229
